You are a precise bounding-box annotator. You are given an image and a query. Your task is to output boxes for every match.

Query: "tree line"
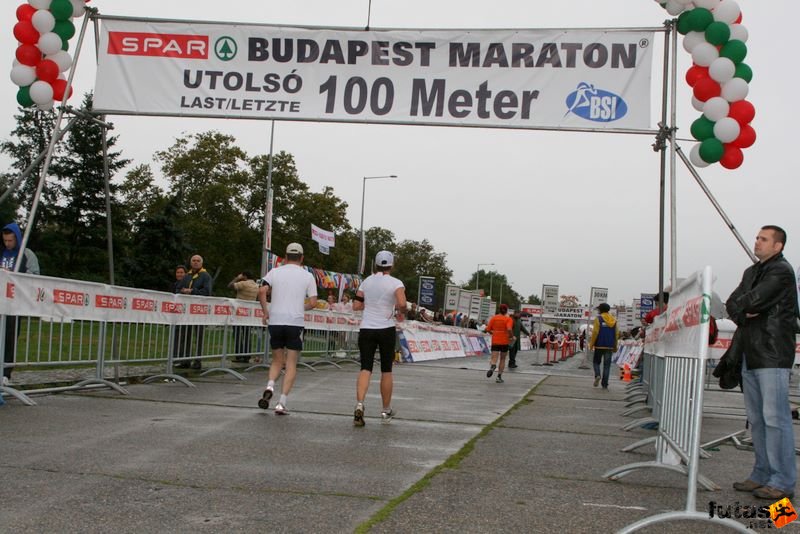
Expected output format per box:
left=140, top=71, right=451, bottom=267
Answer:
left=0, top=94, right=526, bottom=311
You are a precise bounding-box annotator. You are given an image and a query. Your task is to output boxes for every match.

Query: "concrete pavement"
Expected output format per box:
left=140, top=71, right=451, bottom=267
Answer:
left=2, top=350, right=799, bottom=533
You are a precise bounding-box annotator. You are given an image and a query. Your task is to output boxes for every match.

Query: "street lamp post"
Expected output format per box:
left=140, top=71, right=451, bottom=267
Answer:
left=476, top=263, right=494, bottom=292
left=358, top=175, right=398, bottom=274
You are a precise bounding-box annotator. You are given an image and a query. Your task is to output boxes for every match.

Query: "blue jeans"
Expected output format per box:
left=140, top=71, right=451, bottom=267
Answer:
left=741, top=359, right=796, bottom=493
left=593, top=349, right=612, bottom=388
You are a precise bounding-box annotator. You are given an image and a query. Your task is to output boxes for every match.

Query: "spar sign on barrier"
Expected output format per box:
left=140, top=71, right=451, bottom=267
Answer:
left=93, top=18, right=654, bottom=130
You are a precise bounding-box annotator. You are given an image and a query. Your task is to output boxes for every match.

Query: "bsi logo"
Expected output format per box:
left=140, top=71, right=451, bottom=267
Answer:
left=564, top=82, right=628, bottom=123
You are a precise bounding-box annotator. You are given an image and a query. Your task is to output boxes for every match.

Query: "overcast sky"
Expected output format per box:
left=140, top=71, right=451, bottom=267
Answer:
left=2, top=0, right=796, bottom=305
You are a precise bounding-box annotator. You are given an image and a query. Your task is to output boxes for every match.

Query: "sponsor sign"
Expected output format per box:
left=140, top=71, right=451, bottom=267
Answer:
left=311, top=223, right=335, bottom=247
left=589, top=287, right=608, bottom=308
left=640, top=292, right=656, bottom=319
left=95, top=20, right=653, bottom=130
left=542, top=284, right=559, bottom=314
left=469, top=293, right=482, bottom=321
left=457, top=289, right=473, bottom=316
left=418, top=276, right=436, bottom=308
left=444, top=284, right=460, bottom=312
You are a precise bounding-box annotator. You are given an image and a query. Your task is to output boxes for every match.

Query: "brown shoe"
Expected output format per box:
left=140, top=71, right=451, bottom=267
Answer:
left=753, top=486, right=794, bottom=500
left=733, top=479, right=763, bottom=492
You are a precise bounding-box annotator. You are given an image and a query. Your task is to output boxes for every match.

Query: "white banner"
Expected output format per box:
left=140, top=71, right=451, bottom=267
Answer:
left=94, top=19, right=654, bottom=130
left=311, top=223, right=335, bottom=247
left=457, top=289, right=472, bottom=316
left=590, top=286, right=608, bottom=308
left=444, top=284, right=460, bottom=312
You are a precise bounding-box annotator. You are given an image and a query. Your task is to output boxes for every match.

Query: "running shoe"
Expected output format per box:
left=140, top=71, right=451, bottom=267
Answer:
left=381, top=408, right=395, bottom=424
left=593, top=376, right=600, bottom=387
left=354, top=403, right=365, bottom=427
left=258, top=387, right=273, bottom=410
left=486, top=364, right=496, bottom=378
left=274, top=403, right=289, bottom=415
left=496, top=375, right=504, bottom=383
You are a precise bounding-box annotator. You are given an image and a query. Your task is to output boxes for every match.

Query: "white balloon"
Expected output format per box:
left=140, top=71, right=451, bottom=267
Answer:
left=729, top=24, right=748, bottom=43
left=29, top=0, right=52, bottom=9
left=694, top=0, right=720, bottom=9
left=683, top=31, right=706, bottom=54
left=10, top=64, right=37, bottom=87
left=29, top=80, right=54, bottom=105
left=666, top=0, right=685, bottom=16
left=722, top=78, right=749, bottom=102
left=691, top=42, right=719, bottom=67
left=46, top=50, right=72, bottom=72
left=37, top=101, right=54, bottom=111
left=713, top=117, right=741, bottom=143
left=690, top=143, right=712, bottom=168
left=675, top=0, right=693, bottom=4
left=37, top=32, right=63, bottom=55
left=703, top=97, right=730, bottom=121
left=708, top=57, right=736, bottom=83
left=13, top=59, right=21, bottom=68
left=31, top=9, right=56, bottom=34
left=71, top=0, right=86, bottom=18
left=691, top=96, right=705, bottom=112
left=713, top=0, right=741, bottom=24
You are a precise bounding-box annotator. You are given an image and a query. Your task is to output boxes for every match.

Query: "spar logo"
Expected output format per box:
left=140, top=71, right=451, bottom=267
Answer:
left=564, top=82, right=628, bottom=122
left=214, top=36, right=237, bottom=61
left=107, top=32, right=209, bottom=59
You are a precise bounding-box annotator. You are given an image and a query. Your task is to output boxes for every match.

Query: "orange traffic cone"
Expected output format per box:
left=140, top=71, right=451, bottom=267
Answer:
left=622, top=364, right=632, bottom=382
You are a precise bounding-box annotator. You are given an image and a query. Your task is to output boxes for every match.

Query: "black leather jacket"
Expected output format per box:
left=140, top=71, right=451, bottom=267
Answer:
left=725, top=253, right=798, bottom=369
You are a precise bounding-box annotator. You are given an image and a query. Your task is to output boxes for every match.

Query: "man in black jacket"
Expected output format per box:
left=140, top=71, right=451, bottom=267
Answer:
left=176, top=255, right=213, bottom=370
left=726, top=225, right=798, bottom=501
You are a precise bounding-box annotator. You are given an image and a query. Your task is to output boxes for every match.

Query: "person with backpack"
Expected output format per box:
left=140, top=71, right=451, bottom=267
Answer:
left=589, top=303, right=617, bottom=390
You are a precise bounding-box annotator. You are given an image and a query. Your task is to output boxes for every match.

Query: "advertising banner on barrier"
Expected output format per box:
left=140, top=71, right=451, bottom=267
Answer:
left=94, top=19, right=654, bottom=130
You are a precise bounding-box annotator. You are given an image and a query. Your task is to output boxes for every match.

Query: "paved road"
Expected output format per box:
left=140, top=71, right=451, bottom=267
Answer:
left=2, top=350, right=798, bottom=532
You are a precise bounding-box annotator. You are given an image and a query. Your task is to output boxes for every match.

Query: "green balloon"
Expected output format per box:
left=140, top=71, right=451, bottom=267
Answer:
left=49, top=0, right=73, bottom=21
left=720, top=40, right=747, bottom=63
left=699, top=138, right=725, bottom=163
left=54, top=20, right=76, bottom=41
left=61, top=39, right=70, bottom=52
left=691, top=116, right=715, bottom=141
left=16, top=86, right=34, bottom=108
left=735, top=62, right=753, bottom=83
left=677, top=11, right=693, bottom=35
left=705, top=21, right=731, bottom=46
left=688, top=8, right=714, bottom=32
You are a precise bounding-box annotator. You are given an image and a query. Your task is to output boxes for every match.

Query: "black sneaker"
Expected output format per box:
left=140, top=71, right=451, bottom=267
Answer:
left=258, top=387, right=273, bottom=410
left=486, top=365, right=496, bottom=378
left=381, top=408, right=395, bottom=424
left=496, top=375, right=504, bottom=383
left=508, top=362, right=518, bottom=368
left=354, top=403, right=365, bottom=427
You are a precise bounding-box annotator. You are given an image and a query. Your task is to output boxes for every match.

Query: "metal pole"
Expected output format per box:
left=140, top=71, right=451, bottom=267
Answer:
left=675, top=145, right=758, bottom=263
left=668, top=20, right=679, bottom=290
left=358, top=177, right=366, bottom=274
left=260, top=120, right=276, bottom=276
left=489, top=274, right=494, bottom=299
left=657, top=22, right=671, bottom=301
left=15, top=12, right=92, bottom=270
left=101, top=117, right=115, bottom=284
left=475, top=266, right=479, bottom=291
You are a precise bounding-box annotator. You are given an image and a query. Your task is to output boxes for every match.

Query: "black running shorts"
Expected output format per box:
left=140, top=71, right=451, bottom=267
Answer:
left=268, top=325, right=304, bottom=351
left=491, top=344, right=509, bottom=353
left=358, top=327, right=396, bottom=373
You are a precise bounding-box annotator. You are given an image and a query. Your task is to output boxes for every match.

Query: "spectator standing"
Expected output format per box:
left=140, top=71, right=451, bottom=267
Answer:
left=508, top=311, right=530, bottom=368
left=176, top=255, right=213, bottom=370
left=257, top=243, right=317, bottom=415
left=485, top=304, right=514, bottom=383
left=171, top=265, right=188, bottom=367
left=352, top=251, right=406, bottom=427
left=589, top=303, right=617, bottom=390
left=1, top=222, right=40, bottom=386
left=727, top=225, right=798, bottom=501
left=228, top=271, right=259, bottom=363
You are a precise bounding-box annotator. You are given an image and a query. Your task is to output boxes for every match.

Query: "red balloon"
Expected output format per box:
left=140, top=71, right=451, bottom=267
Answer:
left=13, top=21, right=40, bottom=45
left=16, top=4, right=36, bottom=22
left=36, top=59, right=60, bottom=83
left=720, top=145, right=744, bottom=170
left=731, top=124, right=756, bottom=149
left=15, top=43, right=42, bottom=66
left=52, top=79, right=73, bottom=101
left=735, top=13, right=743, bottom=24
left=685, top=65, right=709, bottom=87
left=728, top=100, right=756, bottom=126
left=693, top=77, right=721, bottom=102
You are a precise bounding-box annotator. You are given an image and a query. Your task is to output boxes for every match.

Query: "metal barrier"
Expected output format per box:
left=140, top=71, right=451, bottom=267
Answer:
left=604, top=267, right=748, bottom=533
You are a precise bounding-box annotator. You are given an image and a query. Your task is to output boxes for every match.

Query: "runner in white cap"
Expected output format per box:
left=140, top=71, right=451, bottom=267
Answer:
left=352, top=250, right=407, bottom=426
left=257, top=242, right=317, bottom=415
